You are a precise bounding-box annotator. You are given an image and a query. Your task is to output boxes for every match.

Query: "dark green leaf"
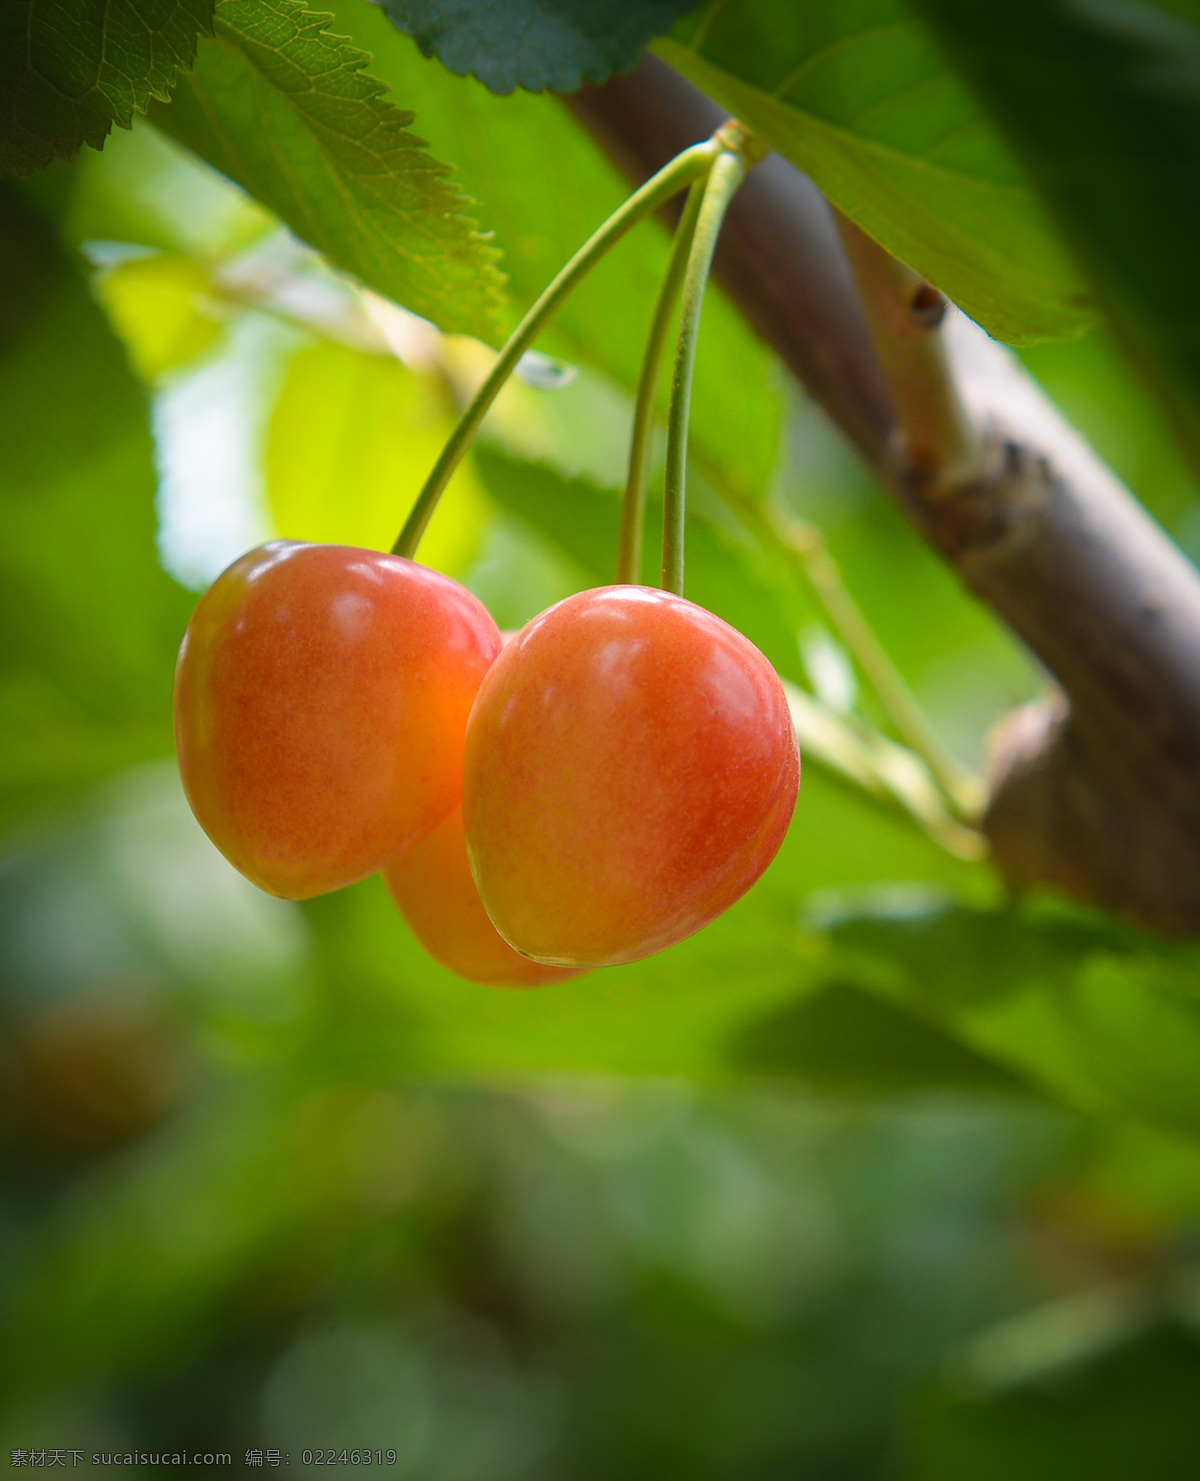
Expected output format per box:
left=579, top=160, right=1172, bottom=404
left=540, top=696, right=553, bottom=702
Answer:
left=907, top=0, right=1200, bottom=472
left=0, top=182, right=193, bottom=832
left=150, top=0, right=505, bottom=340
left=911, top=1326, right=1200, bottom=1481
left=375, top=0, right=702, bottom=94
left=658, top=0, right=1095, bottom=345
left=0, top=0, right=214, bottom=177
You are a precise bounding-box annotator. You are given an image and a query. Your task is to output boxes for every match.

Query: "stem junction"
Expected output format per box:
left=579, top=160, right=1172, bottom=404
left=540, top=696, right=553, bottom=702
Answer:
left=392, top=139, right=721, bottom=560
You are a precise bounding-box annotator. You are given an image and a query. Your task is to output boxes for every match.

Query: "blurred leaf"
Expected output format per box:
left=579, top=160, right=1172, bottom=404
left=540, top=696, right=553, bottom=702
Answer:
left=0, top=183, right=193, bottom=833
left=66, top=117, right=276, bottom=261
left=657, top=0, right=1095, bottom=345
left=826, top=899, right=1200, bottom=1139
left=910, top=1325, right=1200, bottom=1481
left=377, top=0, right=702, bottom=94
left=267, top=338, right=488, bottom=573
left=731, top=980, right=1033, bottom=1095
left=150, top=0, right=505, bottom=341
left=321, top=0, right=783, bottom=504
left=301, top=873, right=815, bottom=1082
left=0, top=0, right=214, bottom=177
left=908, top=0, right=1200, bottom=472
left=0, top=1078, right=305, bottom=1398
left=1020, top=327, right=1200, bottom=539
left=288, top=762, right=992, bottom=1088
left=784, top=682, right=984, bottom=858
left=93, top=251, right=227, bottom=379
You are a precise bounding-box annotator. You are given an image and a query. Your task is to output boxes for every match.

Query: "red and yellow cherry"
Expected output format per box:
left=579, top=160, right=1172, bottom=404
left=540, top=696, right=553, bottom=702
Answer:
left=174, top=541, right=500, bottom=898
left=384, top=802, right=582, bottom=988
left=462, top=585, right=800, bottom=968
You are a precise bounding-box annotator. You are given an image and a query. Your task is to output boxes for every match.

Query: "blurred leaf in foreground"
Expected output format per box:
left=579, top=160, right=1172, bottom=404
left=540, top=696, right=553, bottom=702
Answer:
left=910, top=1322, right=1200, bottom=1481
left=0, top=183, right=192, bottom=836
left=823, top=897, right=1200, bottom=1139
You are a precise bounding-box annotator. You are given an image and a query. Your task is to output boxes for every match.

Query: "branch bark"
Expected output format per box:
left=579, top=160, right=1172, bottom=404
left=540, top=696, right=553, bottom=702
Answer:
left=567, top=55, right=1200, bottom=936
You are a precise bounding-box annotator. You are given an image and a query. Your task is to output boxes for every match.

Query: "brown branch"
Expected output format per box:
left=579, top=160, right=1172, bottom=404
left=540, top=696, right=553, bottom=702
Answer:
left=567, top=55, right=1200, bottom=937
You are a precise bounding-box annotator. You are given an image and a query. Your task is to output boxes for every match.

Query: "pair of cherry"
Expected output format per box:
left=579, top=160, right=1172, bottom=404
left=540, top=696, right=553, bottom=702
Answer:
left=174, top=540, right=800, bottom=988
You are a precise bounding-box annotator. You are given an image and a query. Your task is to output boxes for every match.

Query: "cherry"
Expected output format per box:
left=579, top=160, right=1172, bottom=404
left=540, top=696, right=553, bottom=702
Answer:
left=174, top=541, right=501, bottom=899
left=384, top=802, right=582, bottom=988
left=462, top=585, right=800, bottom=969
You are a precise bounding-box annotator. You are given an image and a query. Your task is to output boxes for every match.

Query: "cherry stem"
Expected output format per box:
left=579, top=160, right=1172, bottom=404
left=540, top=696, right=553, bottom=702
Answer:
left=661, top=128, right=756, bottom=595
left=615, top=178, right=707, bottom=586
left=749, top=500, right=984, bottom=819
left=392, top=139, right=721, bottom=560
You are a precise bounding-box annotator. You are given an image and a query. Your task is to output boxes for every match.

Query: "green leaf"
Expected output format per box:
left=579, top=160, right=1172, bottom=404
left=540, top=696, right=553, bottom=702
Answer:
left=911, top=1327, right=1200, bottom=1481
left=0, top=0, right=215, bottom=177
left=730, top=981, right=1034, bottom=1095
left=375, top=0, right=702, bottom=94
left=321, top=0, right=782, bottom=503
left=826, top=897, right=1200, bottom=1140
left=0, top=183, right=193, bottom=832
left=657, top=0, right=1095, bottom=345
left=266, top=337, right=490, bottom=573
left=0, top=1075, right=307, bottom=1398
left=93, top=251, right=226, bottom=379
left=907, top=0, right=1200, bottom=473
left=150, top=0, right=504, bottom=341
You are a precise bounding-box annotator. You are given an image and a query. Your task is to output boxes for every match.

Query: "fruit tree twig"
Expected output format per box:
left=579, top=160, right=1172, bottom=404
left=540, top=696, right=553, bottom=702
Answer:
left=662, top=129, right=756, bottom=594
left=619, top=177, right=706, bottom=584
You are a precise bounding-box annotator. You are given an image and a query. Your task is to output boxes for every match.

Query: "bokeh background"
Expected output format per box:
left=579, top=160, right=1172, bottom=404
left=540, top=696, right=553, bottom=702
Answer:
left=4, top=9, right=1200, bottom=1475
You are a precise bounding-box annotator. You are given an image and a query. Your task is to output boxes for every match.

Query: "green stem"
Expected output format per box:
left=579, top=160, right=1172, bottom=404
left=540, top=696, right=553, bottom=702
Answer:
left=616, top=179, right=707, bottom=585
left=661, top=146, right=747, bottom=595
left=752, top=501, right=984, bottom=820
left=392, top=140, right=720, bottom=560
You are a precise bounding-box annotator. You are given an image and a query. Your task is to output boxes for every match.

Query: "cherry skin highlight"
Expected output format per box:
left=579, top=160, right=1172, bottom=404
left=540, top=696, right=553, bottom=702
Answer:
left=174, top=541, right=501, bottom=899
left=384, top=802, right=582, bottom=988
left=462, top=585, right=800, bottom=968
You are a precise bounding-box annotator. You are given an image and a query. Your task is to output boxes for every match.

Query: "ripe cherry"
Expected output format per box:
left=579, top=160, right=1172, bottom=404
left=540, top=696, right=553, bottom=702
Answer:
left=384, top=802, right=582, bottom=988
left=174, top=541, right=500, bottom=899
left=462, top=585, right=799, bottom=969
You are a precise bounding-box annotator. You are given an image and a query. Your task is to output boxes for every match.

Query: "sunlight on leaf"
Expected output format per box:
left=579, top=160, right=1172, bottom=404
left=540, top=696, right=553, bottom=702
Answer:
left=659, top=0, right=1095, bottom=344
left=151, top=0, right=505, bottom=341
left=266, top=338, right=490, bottom=574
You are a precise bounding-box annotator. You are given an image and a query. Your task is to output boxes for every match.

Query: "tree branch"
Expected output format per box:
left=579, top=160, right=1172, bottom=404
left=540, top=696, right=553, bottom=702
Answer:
left=833, top=213, right=986, bottom=488
left=568, top=55, right=1200, bottom=936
